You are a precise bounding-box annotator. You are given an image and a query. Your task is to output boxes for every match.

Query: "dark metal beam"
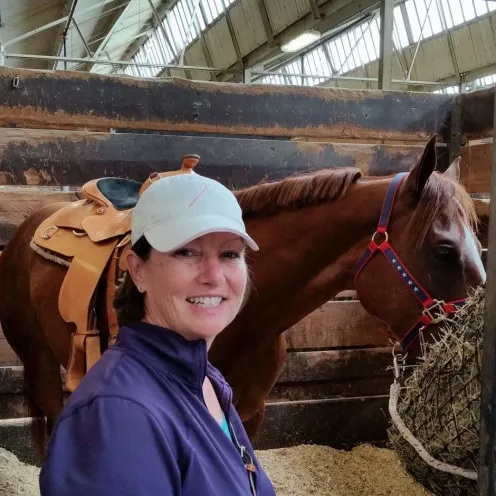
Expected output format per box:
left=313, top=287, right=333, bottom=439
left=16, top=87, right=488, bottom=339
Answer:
left=257, top=0, right=274, bottom=47
left=308, top=0, right=321, bottom=20
left=378, top=0, right=394, bottom=90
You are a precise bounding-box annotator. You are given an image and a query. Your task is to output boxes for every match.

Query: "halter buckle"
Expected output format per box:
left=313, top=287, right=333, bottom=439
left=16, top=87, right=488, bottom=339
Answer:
left=422, top=299, right=448, bottom=324
left=371, top=230, right=388, bottom=245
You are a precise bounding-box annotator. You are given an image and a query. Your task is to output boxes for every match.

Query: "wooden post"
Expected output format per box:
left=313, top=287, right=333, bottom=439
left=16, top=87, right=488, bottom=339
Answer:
left=478, top=83, right=496, bottom=495
left=378, top=0, right=393, bottom=90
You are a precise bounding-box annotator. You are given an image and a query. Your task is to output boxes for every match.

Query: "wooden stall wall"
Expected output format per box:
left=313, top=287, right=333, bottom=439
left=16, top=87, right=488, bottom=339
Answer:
left=0, top=67, right=489, bottom=452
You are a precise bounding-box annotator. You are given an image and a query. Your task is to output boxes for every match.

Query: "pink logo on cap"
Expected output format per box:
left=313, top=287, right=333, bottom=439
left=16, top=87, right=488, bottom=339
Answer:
left=189, top=182, right=207, bottom=207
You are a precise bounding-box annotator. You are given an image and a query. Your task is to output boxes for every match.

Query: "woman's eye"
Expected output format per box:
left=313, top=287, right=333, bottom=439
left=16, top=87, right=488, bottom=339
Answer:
left=221, top=251, right=240, bottom=259
left=174, top=248, right=195, bottom=257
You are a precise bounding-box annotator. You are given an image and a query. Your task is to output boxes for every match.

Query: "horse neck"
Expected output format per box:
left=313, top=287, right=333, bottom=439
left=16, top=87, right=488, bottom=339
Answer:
left=241, top=178, right=390, bottom=334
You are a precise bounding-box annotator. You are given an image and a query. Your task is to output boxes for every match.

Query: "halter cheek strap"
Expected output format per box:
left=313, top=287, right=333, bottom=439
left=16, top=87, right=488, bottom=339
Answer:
left=353, top=173, right=466, bottom=351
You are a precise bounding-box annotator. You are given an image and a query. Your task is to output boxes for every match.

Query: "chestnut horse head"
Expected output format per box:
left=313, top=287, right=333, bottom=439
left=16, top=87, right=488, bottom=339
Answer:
left=352, top=136, right=485, bottom=354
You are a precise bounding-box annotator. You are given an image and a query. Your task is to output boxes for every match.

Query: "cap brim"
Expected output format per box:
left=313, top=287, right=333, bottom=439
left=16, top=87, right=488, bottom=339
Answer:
left=143, top=214, right=259, bottom=252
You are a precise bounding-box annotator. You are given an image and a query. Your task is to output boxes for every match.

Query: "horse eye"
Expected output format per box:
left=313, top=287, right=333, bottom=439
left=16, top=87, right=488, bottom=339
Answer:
left=434, top=244, right=457, bottom=262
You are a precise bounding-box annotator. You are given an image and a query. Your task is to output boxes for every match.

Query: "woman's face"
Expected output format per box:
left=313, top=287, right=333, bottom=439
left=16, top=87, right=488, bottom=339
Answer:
left=127, top=232, right=248, bottom=345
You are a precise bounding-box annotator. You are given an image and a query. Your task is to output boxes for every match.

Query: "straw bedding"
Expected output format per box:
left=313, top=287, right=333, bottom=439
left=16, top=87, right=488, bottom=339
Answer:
left=0, top=444, right=429, bottom=495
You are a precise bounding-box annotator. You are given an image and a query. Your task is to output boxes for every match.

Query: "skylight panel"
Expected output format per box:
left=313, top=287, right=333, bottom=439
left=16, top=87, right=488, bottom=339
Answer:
left=348, top=31, right=362, bottom=69
left=313, top=47, right=332, bottom=76
left=176, top=3, right=192, bottom=42
left=415, top=0, right=433, bottom=38
left=201, top=0, right=214, bottom=23
left=393, top=7, right=409, bottom=48
left=369, top=18, right=381, bottom=58
left=354, top=25, right=371, bottom=64
left=285, top=60, right=302, bottom=85
left=429, top=1, right=444, bottom=35
left=335, top=38, right=348, bottom=73
left=439, top=0, right=454, bottom=28
left=473, top=0, right=488, bottom=16
left=326, top=40, right=340, bottom=72
left=172, top=8, right=187, bottom=44
left=461, top=0, right=476, bottom=22
left=361, top=23, right=378, bottom=60
left=405, top=0, right=422, bottom=39
left=212, top=0, right=224, bottom=19
left=340, top=34, right=356, bottom=71
left=450, top=0, right=465, bottom=25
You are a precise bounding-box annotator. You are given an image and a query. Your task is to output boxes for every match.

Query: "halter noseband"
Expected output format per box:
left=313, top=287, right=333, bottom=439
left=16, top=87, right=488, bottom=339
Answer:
left=353, top=173, right=466, bottom=351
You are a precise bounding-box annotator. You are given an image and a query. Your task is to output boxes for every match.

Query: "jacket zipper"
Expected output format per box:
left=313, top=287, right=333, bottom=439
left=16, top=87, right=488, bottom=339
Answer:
left=224, top=385, right=257, bottom=496
left=202, top=362, right=257, bottom=495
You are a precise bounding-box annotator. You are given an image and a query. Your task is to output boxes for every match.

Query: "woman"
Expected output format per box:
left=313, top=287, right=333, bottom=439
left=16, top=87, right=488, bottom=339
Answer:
left=39, top=170, right=276, bottom=495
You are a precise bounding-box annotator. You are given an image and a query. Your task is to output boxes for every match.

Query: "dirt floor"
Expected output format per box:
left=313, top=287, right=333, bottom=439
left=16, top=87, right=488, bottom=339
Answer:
left=0, top=444, right=431, bottom=495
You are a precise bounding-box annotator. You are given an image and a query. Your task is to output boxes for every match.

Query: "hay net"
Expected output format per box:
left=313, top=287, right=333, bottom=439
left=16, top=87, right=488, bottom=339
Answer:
left=388, top=286, right=484, bottom=496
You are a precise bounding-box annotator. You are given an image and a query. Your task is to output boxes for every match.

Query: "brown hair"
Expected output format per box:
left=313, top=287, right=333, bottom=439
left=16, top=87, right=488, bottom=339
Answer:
left=114, top=236, right=152, bottom=325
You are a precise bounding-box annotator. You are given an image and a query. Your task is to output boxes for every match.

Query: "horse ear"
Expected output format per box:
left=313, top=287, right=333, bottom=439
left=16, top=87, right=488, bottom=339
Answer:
left=403, top=134, right=438, bottom=201
left=443, top=156, right=461, bottom=183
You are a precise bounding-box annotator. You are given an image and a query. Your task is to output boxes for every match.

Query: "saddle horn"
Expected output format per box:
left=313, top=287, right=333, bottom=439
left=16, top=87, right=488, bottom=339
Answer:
left=138, top=154, right=200, bottom=198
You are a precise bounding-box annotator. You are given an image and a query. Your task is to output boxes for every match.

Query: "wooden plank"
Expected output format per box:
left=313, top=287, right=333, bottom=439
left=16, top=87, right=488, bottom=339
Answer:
left=285, top=301, right=388, bottom=350
left=0, top=190, right=80, bottom=246
left=0, top=67, right=453, bottom=141
left=0, top=129, right=451, bottom=187
left=461, top=86, right=494, bottom=141
left=460, top=143, right=491, bottom=193
left=277, top=348, right=393, bottom=383
left=253, top=395, right=390, bottom=450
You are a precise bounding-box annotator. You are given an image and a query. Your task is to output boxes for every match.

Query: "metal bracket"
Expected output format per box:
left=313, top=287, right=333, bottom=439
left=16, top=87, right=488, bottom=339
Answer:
left=11, top=76, right=19, bottom=89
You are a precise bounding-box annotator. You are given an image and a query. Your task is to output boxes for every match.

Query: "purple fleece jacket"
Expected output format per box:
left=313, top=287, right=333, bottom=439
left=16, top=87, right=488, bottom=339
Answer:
left=39, top=321, right=275, bottom=496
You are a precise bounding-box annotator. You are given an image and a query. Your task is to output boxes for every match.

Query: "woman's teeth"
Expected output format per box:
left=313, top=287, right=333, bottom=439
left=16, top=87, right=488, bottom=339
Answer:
left=187, top=296, right=223, bottom=308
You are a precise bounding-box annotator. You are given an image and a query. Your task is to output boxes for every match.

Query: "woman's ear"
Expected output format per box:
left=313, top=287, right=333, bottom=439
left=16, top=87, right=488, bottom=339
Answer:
left=126, top=250, right=147, bottom=292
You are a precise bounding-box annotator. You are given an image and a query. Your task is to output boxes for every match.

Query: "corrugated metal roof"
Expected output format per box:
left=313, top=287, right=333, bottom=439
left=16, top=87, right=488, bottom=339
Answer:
left=230, top=0, right=267, bottom=56
left=264, top=0, right=310, bottom=35
left=204, top=16, right=238, bottom=68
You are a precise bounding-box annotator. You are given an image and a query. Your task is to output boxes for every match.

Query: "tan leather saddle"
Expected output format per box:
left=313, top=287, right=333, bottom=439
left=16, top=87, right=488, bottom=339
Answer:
left=32, top=154, right=200, bottom=392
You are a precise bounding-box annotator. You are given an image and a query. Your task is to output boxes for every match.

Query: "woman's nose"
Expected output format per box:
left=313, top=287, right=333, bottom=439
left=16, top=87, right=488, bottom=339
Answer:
left=198, top=257, right=224, bottom=285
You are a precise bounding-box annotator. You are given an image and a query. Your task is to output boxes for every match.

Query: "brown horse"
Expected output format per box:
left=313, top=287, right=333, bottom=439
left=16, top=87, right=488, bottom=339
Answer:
left=0, top=136, right=485, bottom=460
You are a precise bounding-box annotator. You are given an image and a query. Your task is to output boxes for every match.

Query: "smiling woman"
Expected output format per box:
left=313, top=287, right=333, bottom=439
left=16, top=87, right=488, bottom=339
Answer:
left=39, top=172, right=275, bottom=496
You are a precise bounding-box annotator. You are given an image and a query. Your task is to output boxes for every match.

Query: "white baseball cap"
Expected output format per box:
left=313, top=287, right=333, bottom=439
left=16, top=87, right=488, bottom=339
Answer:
left=131, top=172, right=259, bottom=252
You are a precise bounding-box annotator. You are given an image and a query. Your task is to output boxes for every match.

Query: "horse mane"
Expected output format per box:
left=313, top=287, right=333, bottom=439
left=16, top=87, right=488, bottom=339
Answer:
left=410, top=172, right=478, bottom=247
left=234, top=167, right=362, bottom=217
left=233, top=166, right=477, bottom=248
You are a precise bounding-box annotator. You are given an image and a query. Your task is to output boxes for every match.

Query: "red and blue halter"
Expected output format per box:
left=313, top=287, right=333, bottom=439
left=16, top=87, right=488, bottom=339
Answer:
left=354, top=172, right=466, bottom=351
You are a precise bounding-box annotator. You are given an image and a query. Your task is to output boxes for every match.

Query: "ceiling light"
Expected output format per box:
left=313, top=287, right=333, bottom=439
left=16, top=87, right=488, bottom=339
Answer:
left=281, top=30, right=321, bottom=53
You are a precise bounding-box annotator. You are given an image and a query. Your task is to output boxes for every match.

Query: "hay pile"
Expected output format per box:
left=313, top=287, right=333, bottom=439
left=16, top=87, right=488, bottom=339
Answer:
left=256, top=444, right=431, bottom=495
left=388, top=286, right=484, bottom=495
